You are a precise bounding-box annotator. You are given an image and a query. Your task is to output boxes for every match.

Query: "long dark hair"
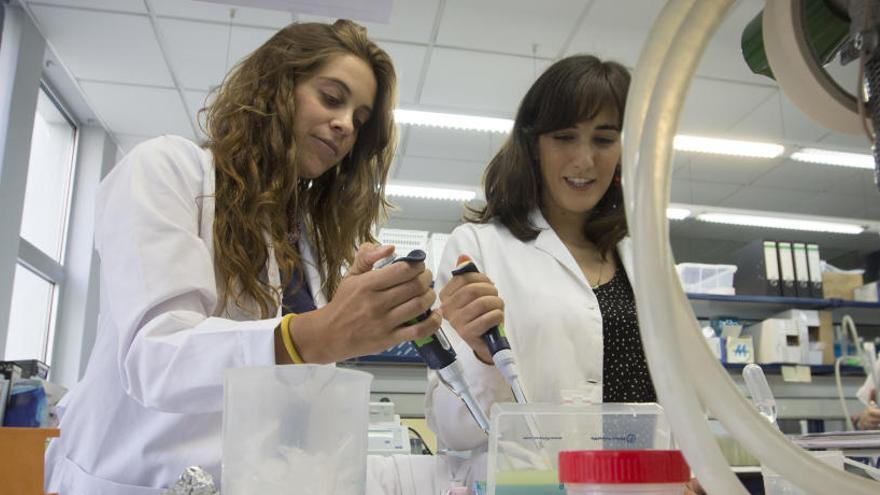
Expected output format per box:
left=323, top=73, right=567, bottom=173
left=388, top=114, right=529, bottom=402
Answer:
left=468, top=54, right=630, bottom=258
left=204, top=20, right=397, bottom=318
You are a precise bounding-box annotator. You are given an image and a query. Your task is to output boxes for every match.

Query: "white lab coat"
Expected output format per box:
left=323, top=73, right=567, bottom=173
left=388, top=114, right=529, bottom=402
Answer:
left=44, top=136, right=330, bottom=495
left=425, top=211, right=634, bottom=452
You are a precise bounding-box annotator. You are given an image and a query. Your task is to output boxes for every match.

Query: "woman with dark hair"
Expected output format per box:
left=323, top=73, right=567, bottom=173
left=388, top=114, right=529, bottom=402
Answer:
left=427, top=54, right=705, bottom=494
left=427, top=55, right=642, bottom=446
left=45, top=20, right=440, bottom=494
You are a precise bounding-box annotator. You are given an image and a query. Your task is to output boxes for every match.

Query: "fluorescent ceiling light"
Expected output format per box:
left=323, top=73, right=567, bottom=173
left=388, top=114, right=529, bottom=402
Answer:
left=666, top=208, right=691, bottom=220
left=394, top=109, right=513, bottom=133
left=790, top=148, right=874, bottom=169
left=386, top=184, right=476, bottom=201
left=696, top=212, right=864, bottom=234
left=673, top=135, right=785, bottom=158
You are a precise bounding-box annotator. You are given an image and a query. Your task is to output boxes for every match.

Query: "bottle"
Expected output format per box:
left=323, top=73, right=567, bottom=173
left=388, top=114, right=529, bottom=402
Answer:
left=558, top=450, right=690, bottom=494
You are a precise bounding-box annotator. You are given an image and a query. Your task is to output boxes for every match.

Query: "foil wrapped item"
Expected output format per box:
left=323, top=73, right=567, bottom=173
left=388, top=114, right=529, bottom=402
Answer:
left=160, top=466, right=218, bottom=495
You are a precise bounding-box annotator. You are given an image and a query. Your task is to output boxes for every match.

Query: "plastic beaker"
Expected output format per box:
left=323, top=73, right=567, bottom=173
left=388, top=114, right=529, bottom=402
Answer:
left=221, top=365, right=373, bottom=494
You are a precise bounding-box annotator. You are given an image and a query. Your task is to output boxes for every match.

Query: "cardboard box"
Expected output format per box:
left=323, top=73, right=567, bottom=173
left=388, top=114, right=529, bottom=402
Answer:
left=722, top=336, right=754, bottom=364
left=745, top=319, right=803, bottom=364
left=818, top=311, right=834, bottom=364
left=821, top=272, right=864, bottom=300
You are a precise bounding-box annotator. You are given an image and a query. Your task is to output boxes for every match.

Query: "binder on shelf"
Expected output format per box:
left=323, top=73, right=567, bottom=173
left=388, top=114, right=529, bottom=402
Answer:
left=732, top=239, right=781, bottom=296
left=806, top=243, right=824, bottom=298
left=792, top=242, right=810, bottom=298
left=777, top=241, right=797, bottom=297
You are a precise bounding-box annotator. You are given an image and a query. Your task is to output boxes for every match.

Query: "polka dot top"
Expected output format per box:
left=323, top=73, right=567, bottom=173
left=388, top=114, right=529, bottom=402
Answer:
left=595, top=267, right=657, bottom=403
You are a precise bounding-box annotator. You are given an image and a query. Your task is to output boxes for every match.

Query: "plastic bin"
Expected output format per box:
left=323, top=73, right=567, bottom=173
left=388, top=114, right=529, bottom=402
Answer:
left=486, top=403, right=676, bottom=495
left=222, top=365, right=373, bottom=494
left=676, top=263, right=737, bottom=295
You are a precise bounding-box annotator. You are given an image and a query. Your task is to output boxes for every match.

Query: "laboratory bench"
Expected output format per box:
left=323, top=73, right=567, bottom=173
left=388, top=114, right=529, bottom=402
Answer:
left=339, top=361, right=869, bottom=427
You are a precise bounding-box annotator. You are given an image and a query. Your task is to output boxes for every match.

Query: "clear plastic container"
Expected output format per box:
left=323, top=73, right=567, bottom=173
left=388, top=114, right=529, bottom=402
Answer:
left=221, top=365, right=373, bottom=494
left=675, top=263, right=738, bottom=295
left=487, top=403, right=676, bottom=495
left=559, top=450, right=689, bottom=494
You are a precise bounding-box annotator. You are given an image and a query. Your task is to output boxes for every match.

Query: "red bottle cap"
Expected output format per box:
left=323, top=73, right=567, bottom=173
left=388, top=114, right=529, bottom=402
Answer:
left=558, top=450, right=690, bottom=484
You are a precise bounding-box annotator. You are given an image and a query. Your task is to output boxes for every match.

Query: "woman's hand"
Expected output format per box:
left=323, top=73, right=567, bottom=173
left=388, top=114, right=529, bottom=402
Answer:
left=291, top=243, right=441, bottom=363
left=856, top=390, right=880, bottom=430
left=438, top=261, right=504, bottom=364
left=685, top=477, right=706, bottom=495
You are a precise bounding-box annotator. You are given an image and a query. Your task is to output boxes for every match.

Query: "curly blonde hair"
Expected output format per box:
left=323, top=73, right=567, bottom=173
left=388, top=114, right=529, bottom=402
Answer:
left=202, top=20, right=397, bottom=318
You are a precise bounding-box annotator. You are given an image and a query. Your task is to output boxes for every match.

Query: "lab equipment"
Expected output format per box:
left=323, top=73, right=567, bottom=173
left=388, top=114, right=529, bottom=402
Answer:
left=451, top=255, right=544, bottom=452
left=221, top=365, right=372, bottom=494
left=623, top=0, right=878, bottom=492
left=486, top=402, right=675, bottom=495
left=368, top=401, right=411, bottom=456
left=558, top=450, right=690, bottom=495
left=451, top=256, right=528, bottom=406
left=379, top=249, right=491, bottom=434
left=742, top=364, right=778, bottom=426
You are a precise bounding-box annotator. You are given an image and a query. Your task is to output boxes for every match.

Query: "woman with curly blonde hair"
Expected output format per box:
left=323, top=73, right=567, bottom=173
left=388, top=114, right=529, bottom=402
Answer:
left=45, top=20, right=440, bottom=494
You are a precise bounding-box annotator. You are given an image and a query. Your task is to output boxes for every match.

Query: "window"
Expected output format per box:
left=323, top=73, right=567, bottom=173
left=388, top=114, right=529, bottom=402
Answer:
left=5, top=85, right=77, bottom=362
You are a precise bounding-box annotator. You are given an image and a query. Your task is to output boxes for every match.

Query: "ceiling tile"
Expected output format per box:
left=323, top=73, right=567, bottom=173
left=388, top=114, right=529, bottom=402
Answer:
left=564, top=24, right=643, bottom=67
left=26, top=0, right=145, bottom=13
left=752, top=159, right=857, bottom=193
left=817, top=131, right=873, bottom=150
left=80, top=81, right=195, bottom=138
left=158, top=21, right=275, bottom=92
left=394, top=155, right=485, bottom=187
left=378, top=42, right=426, bottom=104
left=438, top=0, right=585, bottom=57
left=297, top=0, right=441, bottom=44
left=157, top=18, right=229, bottom=91
left=676, top=153, right=782, bottom=186
left=30, top=5, right=173, bottom=86
left=404, top=126, right=493, bottom=163
left=670, top=179, right=741, bottom=205
left=565, top=0, right=665, bottom=65
left=791, top=192, right=871, bottom=219
left=227, top=26, right=276, bottom=68
left=185, top=90, right=212, bottom=139
left=729, top=90, right=832, bottom=142
left=718, top=185, right=808, bottom=213
left=679, top=77, right=776, bottom=135
left=420, top=48, right=550, bottom=115
left=113, top=133, right=153, bottom=154
left=150, top=0, right=291, bottom=28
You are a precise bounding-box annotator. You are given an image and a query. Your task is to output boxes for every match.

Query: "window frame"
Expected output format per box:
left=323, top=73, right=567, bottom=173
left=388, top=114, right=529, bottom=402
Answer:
left=9, top=81, right=79, bottom=362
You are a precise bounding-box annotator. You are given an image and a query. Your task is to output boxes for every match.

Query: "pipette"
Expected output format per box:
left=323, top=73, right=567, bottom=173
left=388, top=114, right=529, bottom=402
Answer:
left=742, top=363, right=778, bottom=427
left=451, top=256, right=529, bottom=405
left=376, top=249, right=491, bottom=434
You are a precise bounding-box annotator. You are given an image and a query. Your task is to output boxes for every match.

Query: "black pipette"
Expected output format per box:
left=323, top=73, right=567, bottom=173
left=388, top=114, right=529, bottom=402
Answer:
left=376, top=249, right=491, bottom=434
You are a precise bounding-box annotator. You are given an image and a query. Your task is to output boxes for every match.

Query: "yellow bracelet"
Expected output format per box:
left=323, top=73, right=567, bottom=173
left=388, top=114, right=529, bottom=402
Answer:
left=280, top=313, right=304, bottom=364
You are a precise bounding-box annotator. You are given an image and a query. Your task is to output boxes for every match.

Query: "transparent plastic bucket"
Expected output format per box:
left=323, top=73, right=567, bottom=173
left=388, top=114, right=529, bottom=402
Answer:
left=221, top=365, right=373, bottom=494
